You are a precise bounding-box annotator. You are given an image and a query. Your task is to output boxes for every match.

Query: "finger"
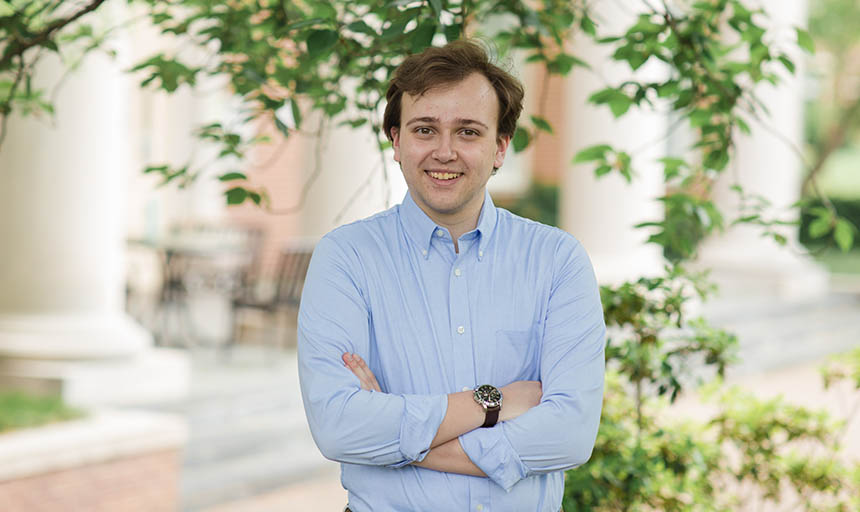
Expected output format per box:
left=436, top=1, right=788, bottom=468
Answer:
left=349, top=354, right=379, bottom=391
left=343, top=353, right=368, bottom=387
left=355, top=355, right=382, bottom=392
left=344, top=353, right=376, bottom=391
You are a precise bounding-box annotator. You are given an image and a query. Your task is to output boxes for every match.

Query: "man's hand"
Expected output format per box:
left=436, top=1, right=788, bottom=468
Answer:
left=343, top=353, right=542, bottom=423
left=343, top=352, right=382, bottom=392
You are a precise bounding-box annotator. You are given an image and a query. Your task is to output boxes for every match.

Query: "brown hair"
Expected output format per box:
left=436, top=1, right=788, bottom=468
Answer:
left=382, top=39, right=524, bottom=141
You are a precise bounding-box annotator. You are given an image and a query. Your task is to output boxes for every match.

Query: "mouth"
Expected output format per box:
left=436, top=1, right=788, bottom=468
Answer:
left=425, top=170, right=463, bottom=181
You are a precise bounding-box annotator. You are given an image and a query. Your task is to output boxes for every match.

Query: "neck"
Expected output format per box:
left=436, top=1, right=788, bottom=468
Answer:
left=413, top=195, right=485, bottom=253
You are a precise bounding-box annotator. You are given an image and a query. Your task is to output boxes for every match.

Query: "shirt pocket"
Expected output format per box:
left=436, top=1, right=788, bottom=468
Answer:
left=493, top=328, right=540, bottom=384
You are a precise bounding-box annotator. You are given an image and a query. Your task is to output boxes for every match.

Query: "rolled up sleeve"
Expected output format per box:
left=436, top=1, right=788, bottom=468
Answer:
left=298, top=235, right=448, bottom=467
left=460, top=238, right=606, bottom=490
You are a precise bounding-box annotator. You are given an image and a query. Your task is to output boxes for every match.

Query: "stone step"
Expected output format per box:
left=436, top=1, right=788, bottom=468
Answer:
left=181, top=422, right=330, bottom=511
left=705, top=293, right=860, bottom=375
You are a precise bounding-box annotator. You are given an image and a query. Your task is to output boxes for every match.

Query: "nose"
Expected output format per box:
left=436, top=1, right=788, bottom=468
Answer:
left=432, top=133, right=457, bottom=162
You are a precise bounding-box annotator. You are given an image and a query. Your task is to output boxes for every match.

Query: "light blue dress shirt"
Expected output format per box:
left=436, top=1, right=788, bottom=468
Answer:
left=298, top=191, right=605, bottom=512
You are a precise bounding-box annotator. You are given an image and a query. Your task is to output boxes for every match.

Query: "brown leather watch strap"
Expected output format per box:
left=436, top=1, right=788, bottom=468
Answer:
left=481, top=407, right=499, bottom=428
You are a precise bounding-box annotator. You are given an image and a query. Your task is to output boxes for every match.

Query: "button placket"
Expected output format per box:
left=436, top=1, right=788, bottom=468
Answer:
left=449, top=252, right=473, bottom=395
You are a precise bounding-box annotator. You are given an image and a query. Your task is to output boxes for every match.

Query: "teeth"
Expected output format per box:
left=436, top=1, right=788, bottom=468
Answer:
left=427, top=171, right=460, bottom=180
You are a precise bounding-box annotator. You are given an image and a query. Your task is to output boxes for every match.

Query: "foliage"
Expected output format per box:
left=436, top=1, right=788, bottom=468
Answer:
left=800, top=197, right=860, bottom=251
left=0, top=0, right=111, bottom=146
left=495, top=180, right=559, bottom=227
left=3, top=0, right=860, bottom=509
left=0, top=391, right=85, bottom=433
left=565, top=370, right=860, bottom=511
left=127, top=0, right=590, bottom=206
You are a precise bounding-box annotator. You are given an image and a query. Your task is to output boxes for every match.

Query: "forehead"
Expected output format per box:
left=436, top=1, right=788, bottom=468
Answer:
left=401, top=73, right=500, bottom=127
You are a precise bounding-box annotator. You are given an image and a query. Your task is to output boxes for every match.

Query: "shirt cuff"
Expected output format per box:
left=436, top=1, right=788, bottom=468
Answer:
left=459, top=424, right=529, bottom=491
left=391, top=393, right=448, bottom=468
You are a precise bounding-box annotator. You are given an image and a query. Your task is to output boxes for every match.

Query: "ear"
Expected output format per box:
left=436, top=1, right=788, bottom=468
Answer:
left=391, top=127, right=401, bottom=163
left=494, top=135, right=511, bottom=169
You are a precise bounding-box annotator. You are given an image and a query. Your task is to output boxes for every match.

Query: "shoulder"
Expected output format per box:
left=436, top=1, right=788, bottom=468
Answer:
left=317, top=205, right=401, bottom=259
left=495, top=207, right=585, bottom=258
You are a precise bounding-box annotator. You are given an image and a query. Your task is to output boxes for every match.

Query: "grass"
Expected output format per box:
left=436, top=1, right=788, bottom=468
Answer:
left=0, top=392, right=85, bottom=433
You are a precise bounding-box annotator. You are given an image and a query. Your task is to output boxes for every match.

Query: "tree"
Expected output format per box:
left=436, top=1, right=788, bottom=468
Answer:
left=2, top=0, right=859, bottom=508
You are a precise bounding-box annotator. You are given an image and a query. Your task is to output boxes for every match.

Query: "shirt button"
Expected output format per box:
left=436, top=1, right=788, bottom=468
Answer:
left=462, top=386, right=470, bottom=392
left=454, top=268, right=461, bottom=277
left=457, top=326, right=465, bottom=335
left=476, top=505, right=484, bottom=511
left=435, top=229, right=444, bottom=237
left=422, top=249, right=427, bottom=256
left=478, top=250, right=484, bottom=258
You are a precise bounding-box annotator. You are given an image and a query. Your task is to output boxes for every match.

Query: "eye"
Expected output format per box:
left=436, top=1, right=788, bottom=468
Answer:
left=461, top=128, right=479, bottom=137
left=414, top=127, right=434, bottom=135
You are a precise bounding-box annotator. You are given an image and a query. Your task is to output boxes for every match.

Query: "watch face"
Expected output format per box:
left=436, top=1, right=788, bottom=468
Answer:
left=474, top=384, right=502, bottom=408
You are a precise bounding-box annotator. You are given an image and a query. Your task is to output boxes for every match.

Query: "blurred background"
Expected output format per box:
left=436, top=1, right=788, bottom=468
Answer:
left=0, top=0, right=858, bottom=510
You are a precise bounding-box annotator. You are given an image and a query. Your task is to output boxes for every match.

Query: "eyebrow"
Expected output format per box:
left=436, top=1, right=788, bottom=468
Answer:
left=404, top=116, right=489, bottom=130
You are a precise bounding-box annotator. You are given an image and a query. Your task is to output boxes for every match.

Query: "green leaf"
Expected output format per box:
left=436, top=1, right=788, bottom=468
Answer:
left=530, top=115, right=553, bottom=134
left=225, top=187, right=248, bottom=205
left=573, top=144, right=612, bottom=163
left=382, top=19, right=409, bottom=40
left=580, top=14, right=596, bottom=36
left=444, top=23, right=461, bottom=42
left=274, top=115, right=290, bottom=137
left=290, top=99, right=303, bottom=129
left=808, top=217, right=832, bottom=239
left=0, top=1, right=14, bottom=16
left=512, top=127, right=531, bottom=152
left=689, top=109, right=711, bottom=127
left=834, top=219, right=855, bottom=251
left=778, top=55, right=795, bottom=74
left=347, top=20, right=376, bottom=36
left=595, top=164, right=612, bottom=177
left=547, top=53, right=588, bottom=74
left=795, top=27, right=814, bottom=53
left=609, top=96, right=632, bottom=117
left=307, top=29, right=338, bottom=59
left=411, top=21, right=436, bottom=53
left=218, top=172, right=247, bottom=182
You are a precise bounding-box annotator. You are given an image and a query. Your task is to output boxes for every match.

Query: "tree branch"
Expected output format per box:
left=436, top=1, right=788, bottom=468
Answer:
left=0, top=0, right=108, bottom=71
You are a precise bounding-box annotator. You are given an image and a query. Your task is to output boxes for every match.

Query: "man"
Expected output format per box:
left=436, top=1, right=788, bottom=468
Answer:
left=298, top=40, right=605, bottom=512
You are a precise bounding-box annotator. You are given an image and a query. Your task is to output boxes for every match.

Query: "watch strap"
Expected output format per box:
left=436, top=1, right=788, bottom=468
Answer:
left=481, top=407, right=499, bottom=428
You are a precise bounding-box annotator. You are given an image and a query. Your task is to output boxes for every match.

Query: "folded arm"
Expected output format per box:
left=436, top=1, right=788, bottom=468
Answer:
left=299, top=237, right=541, bottom=468
left=343, top=353, right=541, bottom=477
left=458, top=238, right=606, bottom=490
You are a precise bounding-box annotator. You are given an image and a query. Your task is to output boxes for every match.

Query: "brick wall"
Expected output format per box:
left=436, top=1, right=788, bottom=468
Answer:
left=0, top=449, right=180, bottom=512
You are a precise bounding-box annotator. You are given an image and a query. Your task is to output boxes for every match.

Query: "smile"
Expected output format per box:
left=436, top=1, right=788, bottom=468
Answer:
left=426, top=171, right=462, bottom=180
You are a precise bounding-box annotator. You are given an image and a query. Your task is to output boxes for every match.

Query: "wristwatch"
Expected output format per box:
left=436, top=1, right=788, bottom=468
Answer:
left=473, top=384, right=502, bottom=428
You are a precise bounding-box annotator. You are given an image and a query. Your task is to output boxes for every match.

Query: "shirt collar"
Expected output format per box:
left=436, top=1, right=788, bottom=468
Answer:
left=399, top=190, right=498, bottom=260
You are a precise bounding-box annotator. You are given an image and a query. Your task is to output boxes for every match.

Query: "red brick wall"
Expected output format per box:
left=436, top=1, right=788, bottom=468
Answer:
left=0, top=450, right=180, bottom=512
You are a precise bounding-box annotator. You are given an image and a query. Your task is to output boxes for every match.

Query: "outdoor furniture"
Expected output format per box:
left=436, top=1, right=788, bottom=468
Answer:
left=127, top=223, right=263, bottom=347
left=225, top=237, right=318, bottom=354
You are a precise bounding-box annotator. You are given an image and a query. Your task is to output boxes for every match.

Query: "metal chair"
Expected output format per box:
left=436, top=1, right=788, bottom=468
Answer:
left=225, top=237, right=317, bottom=355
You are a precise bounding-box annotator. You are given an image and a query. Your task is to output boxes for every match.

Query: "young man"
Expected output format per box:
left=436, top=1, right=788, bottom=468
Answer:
left=298, top=40, right=605, bottom=512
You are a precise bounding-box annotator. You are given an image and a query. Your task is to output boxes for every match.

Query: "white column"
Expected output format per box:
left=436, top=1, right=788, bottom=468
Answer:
left=696, top=0, right=827, bottom=301
left=560, top=1, right=666, bottom=285
left=0, top=11, right=188, bottom=406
